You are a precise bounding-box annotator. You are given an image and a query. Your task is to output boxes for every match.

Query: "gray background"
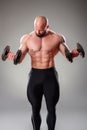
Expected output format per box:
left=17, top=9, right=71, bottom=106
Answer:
left=0, top=0, right=87, bottom=130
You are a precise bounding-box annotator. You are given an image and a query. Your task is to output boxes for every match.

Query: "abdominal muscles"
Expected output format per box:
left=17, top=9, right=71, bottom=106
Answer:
left=29, top=49, right=55, bottom=69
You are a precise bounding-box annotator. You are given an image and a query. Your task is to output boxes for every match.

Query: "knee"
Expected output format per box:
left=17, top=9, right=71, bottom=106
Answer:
left=47, top=105, right=56, bottom=115
left=32, top=104, right=41, bottom=115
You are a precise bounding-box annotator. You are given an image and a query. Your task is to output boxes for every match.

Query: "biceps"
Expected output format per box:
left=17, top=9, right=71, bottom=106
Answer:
left=19, top=44, right=28, bottom=55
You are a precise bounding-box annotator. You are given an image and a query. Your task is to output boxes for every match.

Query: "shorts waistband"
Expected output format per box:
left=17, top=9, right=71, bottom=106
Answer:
left=31, top=67, right=56, bottom=72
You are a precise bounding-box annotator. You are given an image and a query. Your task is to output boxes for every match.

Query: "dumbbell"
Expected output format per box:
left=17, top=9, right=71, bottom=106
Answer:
left=65, top=43, right=85, bottom=62
left=1, top=45, right=22, bottom=65
left=1, top=45, right=10, bottom=61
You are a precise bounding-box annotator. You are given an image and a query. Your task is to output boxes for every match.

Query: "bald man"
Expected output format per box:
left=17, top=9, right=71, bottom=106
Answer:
left=8, top=16, right=79, bottom=130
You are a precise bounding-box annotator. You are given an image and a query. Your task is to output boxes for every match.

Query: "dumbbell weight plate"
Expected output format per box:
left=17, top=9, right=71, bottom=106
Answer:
left=1, top=45, right=10, bottom=61
left=77, top=43, right=85, bottom=58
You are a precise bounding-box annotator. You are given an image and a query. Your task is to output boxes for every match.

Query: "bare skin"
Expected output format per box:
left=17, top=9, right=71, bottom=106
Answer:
left=8, top=16, right=79, bottom=69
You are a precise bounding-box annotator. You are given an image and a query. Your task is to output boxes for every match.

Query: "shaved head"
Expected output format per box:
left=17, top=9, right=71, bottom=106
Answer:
left=34, top=16, right=49, bottom=38
left=34, top=16, right=48, bottom=27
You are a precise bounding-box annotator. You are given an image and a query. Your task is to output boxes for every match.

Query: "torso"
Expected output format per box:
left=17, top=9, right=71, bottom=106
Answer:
left=26, top=30, right=62, bottom=69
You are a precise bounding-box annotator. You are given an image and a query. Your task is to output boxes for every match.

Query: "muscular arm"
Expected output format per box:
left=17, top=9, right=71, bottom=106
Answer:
left=18, top=35, right=28, bottom=63
left=14, top=34, right=28, bottom=64
left=59, top=35, right=79, bottom=62
left=59, top=35, right=70, bottom=57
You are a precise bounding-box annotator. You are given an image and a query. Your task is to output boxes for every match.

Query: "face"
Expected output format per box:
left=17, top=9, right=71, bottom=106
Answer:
left=34, top=24, right=49, bottom=38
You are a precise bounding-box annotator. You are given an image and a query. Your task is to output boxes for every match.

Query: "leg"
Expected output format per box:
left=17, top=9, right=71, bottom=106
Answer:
left=27, top=71, right=43, bottom=130
left=31, top=103, right=42, bottom=130
left=43, top=70, right=60, bottom=130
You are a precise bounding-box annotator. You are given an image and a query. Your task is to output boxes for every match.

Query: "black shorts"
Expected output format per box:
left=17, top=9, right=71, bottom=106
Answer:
left=27, top=67, right=60, bottom=109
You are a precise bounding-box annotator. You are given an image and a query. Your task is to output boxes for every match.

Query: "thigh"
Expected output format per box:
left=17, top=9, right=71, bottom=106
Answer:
left=43, top=73, right=60, bottom=108
left=27, top=71, right=43, bottom=108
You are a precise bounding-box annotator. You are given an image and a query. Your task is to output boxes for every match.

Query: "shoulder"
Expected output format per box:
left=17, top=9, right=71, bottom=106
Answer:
left=20, top=32, right=34, bottom=44
left=56, top=33, right=66, bottom=43
left=20, top=34, right=28, bottom=45
left=49, top=30, right=66, bottom=42
left=20, top=34, right=29, bottom=43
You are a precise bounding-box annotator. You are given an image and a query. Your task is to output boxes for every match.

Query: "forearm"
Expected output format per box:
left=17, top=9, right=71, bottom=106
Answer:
left=18, top=52, right=26, bottom=64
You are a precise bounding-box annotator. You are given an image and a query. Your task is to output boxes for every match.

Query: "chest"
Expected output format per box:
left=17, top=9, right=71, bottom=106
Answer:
left=27, top=36, right=60, bottom=52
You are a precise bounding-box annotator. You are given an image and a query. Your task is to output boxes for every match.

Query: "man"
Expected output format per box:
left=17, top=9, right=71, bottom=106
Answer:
left=7, top=16, right=79, bottom=130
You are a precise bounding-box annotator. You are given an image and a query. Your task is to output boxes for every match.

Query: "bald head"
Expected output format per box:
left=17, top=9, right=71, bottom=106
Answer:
left=34, top=16, right=48, bottom=27
left=34, top=16, right=49, bottom=38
